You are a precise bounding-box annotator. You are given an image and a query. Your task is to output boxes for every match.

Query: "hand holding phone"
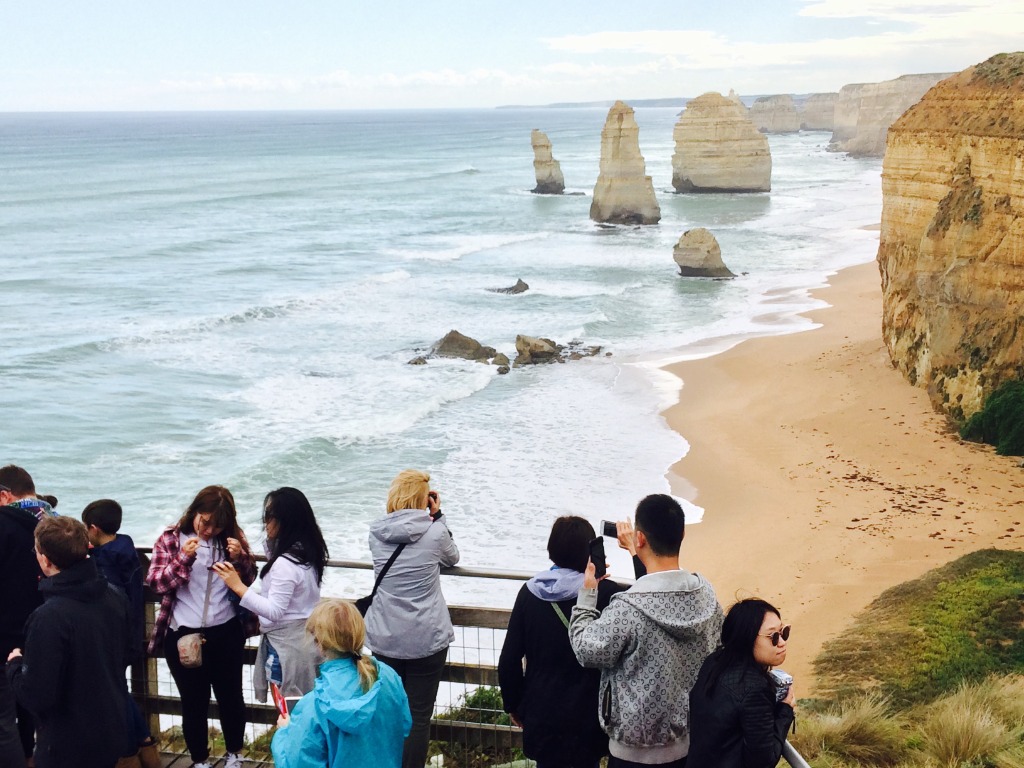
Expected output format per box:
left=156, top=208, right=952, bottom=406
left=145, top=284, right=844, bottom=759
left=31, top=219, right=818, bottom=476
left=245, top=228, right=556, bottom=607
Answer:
left=588, top=536, right=607, bottom=579
left=271, top=683, right=288, bottom=718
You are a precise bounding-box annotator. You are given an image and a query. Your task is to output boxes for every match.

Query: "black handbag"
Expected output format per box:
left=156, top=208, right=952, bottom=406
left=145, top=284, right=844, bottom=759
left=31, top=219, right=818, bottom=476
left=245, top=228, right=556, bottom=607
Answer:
left=356, top=543, right=406, bottom=616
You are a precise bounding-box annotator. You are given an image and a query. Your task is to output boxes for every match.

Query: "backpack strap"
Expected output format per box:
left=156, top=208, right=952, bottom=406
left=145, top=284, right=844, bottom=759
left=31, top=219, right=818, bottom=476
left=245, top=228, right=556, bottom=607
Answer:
left=551, top=602, right=570, bottom=629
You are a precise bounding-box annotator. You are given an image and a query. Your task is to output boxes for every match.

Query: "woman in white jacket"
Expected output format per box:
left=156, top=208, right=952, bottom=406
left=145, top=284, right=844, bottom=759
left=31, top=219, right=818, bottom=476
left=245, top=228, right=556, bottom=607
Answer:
left=364, top=469, right=459, bottom=768
left=214, top=487, right=328, bottom=699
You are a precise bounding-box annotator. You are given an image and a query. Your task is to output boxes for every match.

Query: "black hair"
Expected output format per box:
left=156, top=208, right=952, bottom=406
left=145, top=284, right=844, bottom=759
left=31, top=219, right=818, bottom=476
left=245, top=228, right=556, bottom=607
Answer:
left=546, top=516, right=597, bottom=573
left=82, top=498, right=122, bottom=535
left=261, top=487, right=329, bottom=585
left=634, top=494, right=684, bottom=556
left=700, top=598, right=780, bottom=696
left=0, top=465, right=35, bottom=497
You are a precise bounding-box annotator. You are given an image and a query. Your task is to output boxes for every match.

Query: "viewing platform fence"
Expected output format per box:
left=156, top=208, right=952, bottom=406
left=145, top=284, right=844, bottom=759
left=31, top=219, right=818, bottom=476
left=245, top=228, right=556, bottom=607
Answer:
left=133, top=549, right=810, bottom=768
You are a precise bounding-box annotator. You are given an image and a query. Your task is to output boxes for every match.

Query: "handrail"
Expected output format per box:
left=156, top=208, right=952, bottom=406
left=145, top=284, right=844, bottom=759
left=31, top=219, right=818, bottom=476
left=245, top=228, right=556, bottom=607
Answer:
left=783, top=740, right=811, bottom=768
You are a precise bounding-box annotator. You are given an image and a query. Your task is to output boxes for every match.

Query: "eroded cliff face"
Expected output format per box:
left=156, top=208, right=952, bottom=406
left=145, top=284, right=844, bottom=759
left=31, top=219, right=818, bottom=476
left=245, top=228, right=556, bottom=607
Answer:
left=800, top=93, right=836, bottom=131
left=590, top=101, right=661, bottom=225
left=671, top=92, right=771, bottom=193
left=531, top=129, right=565, bottom=194
left=750, top=94, right=800, bottom=133
left=831, top=73, right=951, bottom=157
left=878, top=53, right=1024, bottom=420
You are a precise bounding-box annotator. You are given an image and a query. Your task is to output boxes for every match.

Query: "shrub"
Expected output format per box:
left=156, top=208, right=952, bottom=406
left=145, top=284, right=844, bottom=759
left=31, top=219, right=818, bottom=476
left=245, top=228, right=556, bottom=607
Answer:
left=961, top=380, right=1024, bottom=456
left=790, top=694, right=908, bottom=767
left=916, top=681, right=1020, bottom=766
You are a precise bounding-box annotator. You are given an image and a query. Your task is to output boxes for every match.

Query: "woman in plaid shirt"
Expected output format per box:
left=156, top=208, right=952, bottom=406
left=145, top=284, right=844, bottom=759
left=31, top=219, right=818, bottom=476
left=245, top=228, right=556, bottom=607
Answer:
left=146, top=485, right=257, bottom=768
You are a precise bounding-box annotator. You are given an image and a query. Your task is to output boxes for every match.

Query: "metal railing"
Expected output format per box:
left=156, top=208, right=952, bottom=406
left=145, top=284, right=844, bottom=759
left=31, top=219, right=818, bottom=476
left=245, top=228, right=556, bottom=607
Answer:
left=131, top=550, right=808, bottom=767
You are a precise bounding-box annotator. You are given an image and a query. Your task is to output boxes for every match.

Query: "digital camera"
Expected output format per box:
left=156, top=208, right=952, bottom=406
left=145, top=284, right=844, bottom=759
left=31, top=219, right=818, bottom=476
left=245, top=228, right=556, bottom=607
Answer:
left=768, top=668, right=793, bottom=702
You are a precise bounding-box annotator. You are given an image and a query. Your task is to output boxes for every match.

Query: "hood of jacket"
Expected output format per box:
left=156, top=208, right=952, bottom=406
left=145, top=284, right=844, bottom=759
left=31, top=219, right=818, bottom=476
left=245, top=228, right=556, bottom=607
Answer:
left=39, top=557, right=110, bottom=603
left=613, top=570, right=719, bottom=641
left=4, top=497, right=54, bottom=522
left=0, top=502, right=39, bottom=534
left=368, top=507, right=433, bottom=546
left=313, top=658, right=382, bottom=734
left=526, top=566, right=584, bottom=602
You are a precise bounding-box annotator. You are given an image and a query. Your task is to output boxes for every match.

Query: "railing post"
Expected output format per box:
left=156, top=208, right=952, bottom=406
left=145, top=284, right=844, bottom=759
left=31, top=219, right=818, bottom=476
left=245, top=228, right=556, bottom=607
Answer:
left=137, top=600, right=161, bottom=739
left=782, top=740, right=811, bottom=768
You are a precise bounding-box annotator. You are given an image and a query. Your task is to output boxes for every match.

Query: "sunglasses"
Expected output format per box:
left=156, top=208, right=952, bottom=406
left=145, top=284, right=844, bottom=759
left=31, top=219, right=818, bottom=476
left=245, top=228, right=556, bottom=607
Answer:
left=760, top=625, right=791, bottom=646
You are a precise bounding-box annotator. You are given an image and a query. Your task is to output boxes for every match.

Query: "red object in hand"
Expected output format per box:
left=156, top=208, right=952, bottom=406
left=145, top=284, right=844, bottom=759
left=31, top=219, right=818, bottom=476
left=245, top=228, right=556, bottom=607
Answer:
left=271, top=683, right=288, bottom=718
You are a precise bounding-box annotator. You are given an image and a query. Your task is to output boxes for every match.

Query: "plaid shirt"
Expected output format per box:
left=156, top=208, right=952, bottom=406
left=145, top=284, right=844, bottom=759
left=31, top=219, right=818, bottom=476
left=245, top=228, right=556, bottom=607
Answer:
left=145, top=525, right=258, bottom=657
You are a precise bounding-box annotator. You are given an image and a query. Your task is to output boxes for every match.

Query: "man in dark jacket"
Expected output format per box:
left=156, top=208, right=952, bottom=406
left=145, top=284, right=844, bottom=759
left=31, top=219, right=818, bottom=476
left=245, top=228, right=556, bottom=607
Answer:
left=0, top=467, right=47, bottom=765
left=5, top=516, right=134, bottom=768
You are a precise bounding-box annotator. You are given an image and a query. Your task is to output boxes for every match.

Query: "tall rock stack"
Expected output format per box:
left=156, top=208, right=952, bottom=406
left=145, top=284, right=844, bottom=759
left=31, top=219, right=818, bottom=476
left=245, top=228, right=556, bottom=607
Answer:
left=750, top=94, right=800, bottom=133
left=671, top=92, right=771, bottom=193
left=590, top=101, right=661, bottom=225
left=800, top=93, right=837, bottom=131
left=531, top=129, right=565, bottom=194
left=877, top=53, right=1024, bottom=421
left=830, top=73, right=952, bottom=157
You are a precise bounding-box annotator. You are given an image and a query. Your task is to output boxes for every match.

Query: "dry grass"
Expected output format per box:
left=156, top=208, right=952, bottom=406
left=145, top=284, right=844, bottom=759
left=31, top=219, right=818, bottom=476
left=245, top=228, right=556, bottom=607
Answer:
left=792, top=694, right=909, bottom=767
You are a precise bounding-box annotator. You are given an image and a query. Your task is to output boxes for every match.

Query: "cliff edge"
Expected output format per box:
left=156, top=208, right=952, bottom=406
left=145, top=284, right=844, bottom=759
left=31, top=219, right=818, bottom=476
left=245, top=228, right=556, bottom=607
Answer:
left=877, top=53, right=1024, bottom=421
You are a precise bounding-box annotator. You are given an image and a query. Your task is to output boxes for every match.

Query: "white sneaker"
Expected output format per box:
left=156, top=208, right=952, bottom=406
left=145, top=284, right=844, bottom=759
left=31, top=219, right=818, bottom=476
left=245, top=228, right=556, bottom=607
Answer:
left=225, top=753, right=246, bottom=768
left=190, top=763, right=212, bottom=768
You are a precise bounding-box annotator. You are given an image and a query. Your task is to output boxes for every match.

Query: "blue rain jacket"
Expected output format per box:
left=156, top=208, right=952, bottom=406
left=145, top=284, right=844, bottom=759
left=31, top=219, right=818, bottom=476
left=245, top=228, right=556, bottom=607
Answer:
left=271, top=656, right=411, bottom=768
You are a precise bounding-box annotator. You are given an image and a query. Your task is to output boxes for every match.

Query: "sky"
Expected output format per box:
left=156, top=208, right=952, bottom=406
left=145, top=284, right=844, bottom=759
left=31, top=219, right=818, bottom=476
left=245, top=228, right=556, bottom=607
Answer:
left=2, top=0, right=1022, bottom=111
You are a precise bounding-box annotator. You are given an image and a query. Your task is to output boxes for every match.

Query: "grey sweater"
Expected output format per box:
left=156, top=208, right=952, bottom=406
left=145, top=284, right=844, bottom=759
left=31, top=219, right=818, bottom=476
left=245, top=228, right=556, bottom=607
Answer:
left=364, top=509, right=460, bottom=659
left=569, top=569, right=723, bottom=764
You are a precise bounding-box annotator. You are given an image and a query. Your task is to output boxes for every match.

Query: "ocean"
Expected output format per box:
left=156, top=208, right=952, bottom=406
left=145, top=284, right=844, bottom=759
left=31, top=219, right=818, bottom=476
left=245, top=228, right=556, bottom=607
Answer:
left=0, top=108, right=881, bottom=604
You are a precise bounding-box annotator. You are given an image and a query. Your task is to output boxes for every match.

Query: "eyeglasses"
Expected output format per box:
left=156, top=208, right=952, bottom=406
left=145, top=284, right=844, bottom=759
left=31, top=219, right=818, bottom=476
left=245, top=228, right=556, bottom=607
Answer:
left=760, top=625, right=791, bottom=646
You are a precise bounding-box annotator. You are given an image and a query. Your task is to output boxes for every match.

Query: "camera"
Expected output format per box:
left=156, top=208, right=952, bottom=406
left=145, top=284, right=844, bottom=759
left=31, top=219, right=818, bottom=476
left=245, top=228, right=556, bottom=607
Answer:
left=768, top=669, right=793, bottom=702
left=601, top=520, right=617, bottom=538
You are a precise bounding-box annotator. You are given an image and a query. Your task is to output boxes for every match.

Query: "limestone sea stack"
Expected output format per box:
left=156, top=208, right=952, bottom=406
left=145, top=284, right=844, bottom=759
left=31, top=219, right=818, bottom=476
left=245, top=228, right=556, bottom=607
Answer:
left=590, top=101, right=661, bottom=225
left=749, top=94, right=800, bottom=133
left=877, top=53, right=1024, bottom=421
left=530, top=129, right=565, bottom=194
left=800, top=93, right=837, bottom=131
left=673, top=228, right=735, bottom=278
left=830, top=73, right=952, bottom=157
left=671, top=92, right=771, bottom=193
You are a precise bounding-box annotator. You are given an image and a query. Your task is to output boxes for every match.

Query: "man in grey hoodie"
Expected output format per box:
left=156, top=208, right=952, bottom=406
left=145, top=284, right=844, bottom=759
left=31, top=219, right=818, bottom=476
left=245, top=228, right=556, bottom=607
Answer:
left=569, top=494, right=723, bottom=768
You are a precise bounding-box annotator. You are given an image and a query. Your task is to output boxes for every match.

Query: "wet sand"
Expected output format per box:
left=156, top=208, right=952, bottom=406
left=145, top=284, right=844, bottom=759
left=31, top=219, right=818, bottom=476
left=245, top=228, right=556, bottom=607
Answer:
left=663, top=261, right=1024, bottom=692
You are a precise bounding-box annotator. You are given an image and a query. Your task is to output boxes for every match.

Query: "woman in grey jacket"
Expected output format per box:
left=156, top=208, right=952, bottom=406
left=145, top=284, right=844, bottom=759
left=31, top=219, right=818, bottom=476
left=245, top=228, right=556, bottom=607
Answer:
left=365, top=469, right=459, bottom=768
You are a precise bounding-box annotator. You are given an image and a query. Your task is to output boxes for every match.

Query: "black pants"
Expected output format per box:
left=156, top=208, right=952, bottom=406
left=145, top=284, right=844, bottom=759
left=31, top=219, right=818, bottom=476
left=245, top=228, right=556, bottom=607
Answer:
left=164, top=618, right=246, bottom=763
left=0, top=668, right=26, bottom=768
left=376, top=647, right=448, bottom=768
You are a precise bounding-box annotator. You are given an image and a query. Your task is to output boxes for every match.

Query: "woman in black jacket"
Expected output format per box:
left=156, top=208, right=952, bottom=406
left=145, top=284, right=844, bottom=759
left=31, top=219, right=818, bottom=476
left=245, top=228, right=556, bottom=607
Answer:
left=498, top=516, right=630, bottom=768
left=687, top=598, right=796, bottom=768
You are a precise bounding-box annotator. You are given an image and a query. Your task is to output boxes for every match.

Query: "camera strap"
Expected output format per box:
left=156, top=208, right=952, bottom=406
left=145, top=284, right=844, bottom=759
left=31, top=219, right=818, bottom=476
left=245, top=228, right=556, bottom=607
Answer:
left=550, top=602, right=570, bottom=630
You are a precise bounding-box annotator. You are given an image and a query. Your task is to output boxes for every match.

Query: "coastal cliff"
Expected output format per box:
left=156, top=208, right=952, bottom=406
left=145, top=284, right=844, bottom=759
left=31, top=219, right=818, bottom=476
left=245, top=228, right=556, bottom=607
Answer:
left=671, top=92, right=771, bottom=193
left=530, top=129, right=565, bottom=194
left=877, top=53, right=1024, bottom=420
left=750, top=94, right=800, bottom=133
left=800, top=92, right=837, bottom=131
left=831, top=73, right=951, bottom=157
left=590, top=101, right=661, bottom=225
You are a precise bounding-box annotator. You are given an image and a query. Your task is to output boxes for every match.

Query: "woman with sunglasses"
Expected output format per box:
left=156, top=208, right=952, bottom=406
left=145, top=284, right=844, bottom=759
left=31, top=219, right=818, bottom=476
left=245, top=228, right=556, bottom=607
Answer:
left=687, top=598, right=795, bottom=768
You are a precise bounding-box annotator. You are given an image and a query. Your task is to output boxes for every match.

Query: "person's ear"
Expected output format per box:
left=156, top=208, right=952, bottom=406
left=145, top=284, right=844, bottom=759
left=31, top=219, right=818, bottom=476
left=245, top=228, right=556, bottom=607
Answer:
left=635, top=529, right=647, bottom=551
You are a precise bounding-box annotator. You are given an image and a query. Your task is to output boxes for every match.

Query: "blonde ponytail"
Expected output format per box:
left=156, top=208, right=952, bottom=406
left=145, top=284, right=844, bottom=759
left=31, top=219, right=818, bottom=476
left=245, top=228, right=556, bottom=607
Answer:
left=306, top=599, right=379, bottom=691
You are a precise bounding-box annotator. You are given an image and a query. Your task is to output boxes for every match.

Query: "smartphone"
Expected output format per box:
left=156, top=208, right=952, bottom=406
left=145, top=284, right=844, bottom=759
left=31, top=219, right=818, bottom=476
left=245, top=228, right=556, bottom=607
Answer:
left=601, top=520, right=617, bottom=538
left=588, top=536, right=607, bottom=579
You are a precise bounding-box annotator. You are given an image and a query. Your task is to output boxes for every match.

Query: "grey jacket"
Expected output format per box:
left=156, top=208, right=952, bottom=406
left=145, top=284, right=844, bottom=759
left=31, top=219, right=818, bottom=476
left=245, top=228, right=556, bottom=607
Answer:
left=569, top=570, right=723, bottom=764
left=364, top=509, right=460, bottom=659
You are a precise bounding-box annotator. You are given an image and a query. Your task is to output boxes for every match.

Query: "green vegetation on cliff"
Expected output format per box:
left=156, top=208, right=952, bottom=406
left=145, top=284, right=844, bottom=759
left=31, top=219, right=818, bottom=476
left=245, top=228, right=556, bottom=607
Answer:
left=961, top=380, right=1024, bottom=456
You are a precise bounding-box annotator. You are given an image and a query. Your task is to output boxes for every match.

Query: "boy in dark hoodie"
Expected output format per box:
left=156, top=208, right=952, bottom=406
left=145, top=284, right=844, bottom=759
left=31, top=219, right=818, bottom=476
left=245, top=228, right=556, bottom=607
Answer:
left=82, top=499, right=158, bottom=768
left=5, top=516, right=134, bottom=768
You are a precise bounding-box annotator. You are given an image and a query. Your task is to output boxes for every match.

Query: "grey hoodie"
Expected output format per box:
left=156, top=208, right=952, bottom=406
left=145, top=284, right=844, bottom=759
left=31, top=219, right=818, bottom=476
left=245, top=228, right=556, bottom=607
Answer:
left=364, top=509, right=460, bottom=659
left=569, top=570, right=723, bottom=764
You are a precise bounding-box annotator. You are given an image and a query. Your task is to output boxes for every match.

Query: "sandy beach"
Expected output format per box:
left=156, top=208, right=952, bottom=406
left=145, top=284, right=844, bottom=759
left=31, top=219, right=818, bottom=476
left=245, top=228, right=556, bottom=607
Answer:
left=664, top=260, right=1024, bottom=693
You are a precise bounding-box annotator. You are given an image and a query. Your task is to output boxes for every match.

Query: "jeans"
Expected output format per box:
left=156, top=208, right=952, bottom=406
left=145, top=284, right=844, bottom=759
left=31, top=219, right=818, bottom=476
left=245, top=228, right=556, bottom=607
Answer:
left=376, top=647, right=448, bottom=768
left=164, top=618, right=246, bottom=763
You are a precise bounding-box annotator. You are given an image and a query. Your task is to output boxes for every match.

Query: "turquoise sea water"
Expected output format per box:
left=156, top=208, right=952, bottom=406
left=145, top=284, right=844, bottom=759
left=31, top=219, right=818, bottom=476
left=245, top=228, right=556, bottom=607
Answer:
left=0, top=109, right=881, bottom=603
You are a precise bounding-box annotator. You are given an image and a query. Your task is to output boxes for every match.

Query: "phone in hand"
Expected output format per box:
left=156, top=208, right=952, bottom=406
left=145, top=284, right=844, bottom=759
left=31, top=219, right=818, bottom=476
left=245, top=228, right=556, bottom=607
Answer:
left=271, top=683, right=288, bottom=718
left=588, top=536, right=607, bottom=579
left=601, top=520, right=617, bottom=538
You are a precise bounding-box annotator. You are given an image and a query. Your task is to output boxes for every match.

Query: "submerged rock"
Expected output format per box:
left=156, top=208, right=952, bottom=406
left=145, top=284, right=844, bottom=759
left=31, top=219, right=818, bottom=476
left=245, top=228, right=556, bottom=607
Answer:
left=673, top=228, right=735, bottom=278
left=590, top=101, right=661, bottom=225
left=514, top=335, right=602, bottom=366
left=487, top=278, right=529, bottom=295
left=531, top=130, right=565, bottom=194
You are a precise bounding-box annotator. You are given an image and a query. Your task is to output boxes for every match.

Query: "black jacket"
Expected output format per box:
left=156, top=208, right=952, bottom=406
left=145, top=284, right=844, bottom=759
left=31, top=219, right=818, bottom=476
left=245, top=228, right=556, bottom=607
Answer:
left=6, top=558, right=134, bottom=768
left=0, top=504, right=43, bottom=657
left=498, top=577, right=627, bottom=766
left=687, top=653, right=795, bottom=768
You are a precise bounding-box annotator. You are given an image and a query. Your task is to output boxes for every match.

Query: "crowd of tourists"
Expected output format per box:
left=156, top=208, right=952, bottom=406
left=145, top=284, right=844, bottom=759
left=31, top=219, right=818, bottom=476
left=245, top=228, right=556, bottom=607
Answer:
left=1, top=462, right=794, bottom=768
